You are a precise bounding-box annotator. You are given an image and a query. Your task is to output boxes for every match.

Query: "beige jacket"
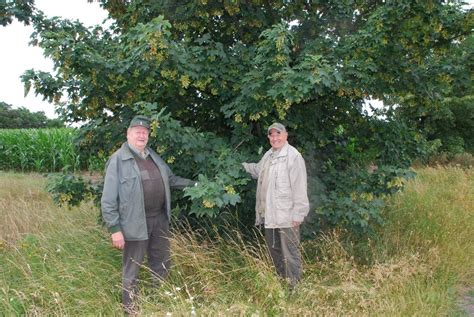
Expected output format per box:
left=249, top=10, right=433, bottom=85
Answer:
left=243, top=142, right=310, bottom=228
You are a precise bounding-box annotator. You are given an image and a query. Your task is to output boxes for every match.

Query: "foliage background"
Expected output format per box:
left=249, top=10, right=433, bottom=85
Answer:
left=1, top=0, right=473, bottom=236
left=0, top=101, right=63, bottom=129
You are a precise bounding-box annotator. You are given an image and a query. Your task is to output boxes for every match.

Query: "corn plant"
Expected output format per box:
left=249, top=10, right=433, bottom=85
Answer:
left=0, top=128, right=80, bottom=172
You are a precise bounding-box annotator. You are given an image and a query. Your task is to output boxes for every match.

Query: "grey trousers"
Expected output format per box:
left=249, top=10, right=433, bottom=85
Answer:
left=265, top=227, right=301, bottom=287
left=122, top=214, right=170, bottom=309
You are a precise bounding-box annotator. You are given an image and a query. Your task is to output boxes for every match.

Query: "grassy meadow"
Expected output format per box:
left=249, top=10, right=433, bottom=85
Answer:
left=0, top=167, right=472, bottom=315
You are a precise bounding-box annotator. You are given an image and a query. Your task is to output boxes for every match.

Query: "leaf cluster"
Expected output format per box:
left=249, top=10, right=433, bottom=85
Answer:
left=0, top=0, right=34, bottom=26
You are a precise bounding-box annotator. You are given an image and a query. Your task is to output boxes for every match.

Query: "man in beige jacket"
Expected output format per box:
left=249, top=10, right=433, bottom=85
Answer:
left=242, top=122, right=310, bottom=289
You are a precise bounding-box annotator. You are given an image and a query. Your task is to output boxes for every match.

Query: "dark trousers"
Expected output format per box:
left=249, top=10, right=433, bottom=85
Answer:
left=265, top=227, right=302, bottom=287
left=122, top=214, right=170, bottom=309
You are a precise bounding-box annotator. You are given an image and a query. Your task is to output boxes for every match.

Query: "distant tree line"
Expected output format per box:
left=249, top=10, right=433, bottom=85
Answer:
left=0, top=101, right=64, bottom=129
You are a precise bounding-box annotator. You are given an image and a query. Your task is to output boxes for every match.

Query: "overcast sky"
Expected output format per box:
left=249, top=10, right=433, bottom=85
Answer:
left=0, top=0, right=109, bottom=118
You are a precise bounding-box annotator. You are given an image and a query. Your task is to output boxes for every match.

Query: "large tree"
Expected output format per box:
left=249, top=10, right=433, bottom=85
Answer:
left=4, top=0, right=472, bottom=235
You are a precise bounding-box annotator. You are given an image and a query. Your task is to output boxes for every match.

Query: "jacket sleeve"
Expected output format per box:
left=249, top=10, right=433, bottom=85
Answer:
left=164, top=164, right=195, bottom=189
left=242, top=154, right=265, bottom=179
left=169, top=173, right=195, bottom=189
left=289, top=153, right=310, bottom=222
left=101, top=155, right=121, bottom=233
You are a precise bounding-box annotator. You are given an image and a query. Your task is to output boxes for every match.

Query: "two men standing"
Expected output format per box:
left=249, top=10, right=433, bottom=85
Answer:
left=101, top=117, right=308, bottom=312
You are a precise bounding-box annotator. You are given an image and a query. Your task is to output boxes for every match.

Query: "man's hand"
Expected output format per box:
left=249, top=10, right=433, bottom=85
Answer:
left=292, top=221, right=302, bottom=227
left=111, top=231, right=125, bottom=250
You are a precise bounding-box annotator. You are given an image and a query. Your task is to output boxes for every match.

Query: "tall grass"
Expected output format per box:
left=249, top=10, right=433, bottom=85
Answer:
left=0, top=128, right=80, bottom=172
left=0, top=167, right=472, bottom=315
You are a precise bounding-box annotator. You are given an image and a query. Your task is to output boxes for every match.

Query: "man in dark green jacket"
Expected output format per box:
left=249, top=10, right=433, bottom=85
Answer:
left=101, top=115, right=195, bottom=314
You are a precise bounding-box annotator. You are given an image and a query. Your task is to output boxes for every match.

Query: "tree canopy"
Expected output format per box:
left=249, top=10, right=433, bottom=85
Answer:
left=3, top=0, right=472, bottom=235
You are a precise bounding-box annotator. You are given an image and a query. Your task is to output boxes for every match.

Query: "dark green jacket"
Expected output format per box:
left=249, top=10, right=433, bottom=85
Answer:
left=101, top=142, right=193, bottom=241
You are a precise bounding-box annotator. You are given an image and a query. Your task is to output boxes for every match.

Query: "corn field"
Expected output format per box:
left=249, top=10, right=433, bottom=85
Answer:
left=0, top=128, right=80, bottom=172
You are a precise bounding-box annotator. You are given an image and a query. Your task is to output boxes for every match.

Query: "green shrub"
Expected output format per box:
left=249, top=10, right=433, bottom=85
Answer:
left=46, top=173, right=102, bottom=208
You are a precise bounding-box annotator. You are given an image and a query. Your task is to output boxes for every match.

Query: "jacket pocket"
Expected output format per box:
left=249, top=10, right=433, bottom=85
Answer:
left=119, top=175, right=138, bottom=205
left=275, top=200, right=293, bottom=225
left=275, top=196, right=293, bottom=210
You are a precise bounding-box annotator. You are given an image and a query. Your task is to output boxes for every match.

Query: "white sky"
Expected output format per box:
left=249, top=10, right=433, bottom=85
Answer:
left=0, top=0, right=109, bottom=118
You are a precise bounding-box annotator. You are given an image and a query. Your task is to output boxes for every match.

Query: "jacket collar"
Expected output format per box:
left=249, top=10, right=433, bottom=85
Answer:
left=267, top=141, right=289, bottom=158
left=118, top=142, right=149, bottom=161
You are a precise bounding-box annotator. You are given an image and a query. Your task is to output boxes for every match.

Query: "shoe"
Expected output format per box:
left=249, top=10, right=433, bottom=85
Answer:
left=123, top=303, right=137, bottom=316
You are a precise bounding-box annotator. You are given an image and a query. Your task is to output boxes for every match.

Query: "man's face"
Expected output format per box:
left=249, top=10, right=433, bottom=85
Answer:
left=268, top=129, right=288, bottom=150
left=127, top=126, right=149, bottom=151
